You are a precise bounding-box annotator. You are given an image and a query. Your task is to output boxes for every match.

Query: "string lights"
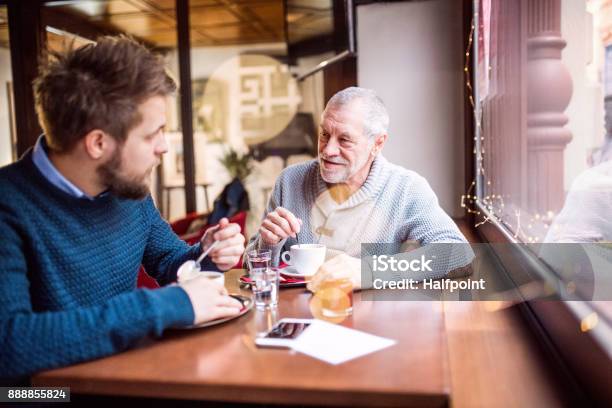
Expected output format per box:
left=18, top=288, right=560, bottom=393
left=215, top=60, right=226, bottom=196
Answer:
left=461, top=16, right=504, bottom=229
left=460, top=15, right=554, bottom=242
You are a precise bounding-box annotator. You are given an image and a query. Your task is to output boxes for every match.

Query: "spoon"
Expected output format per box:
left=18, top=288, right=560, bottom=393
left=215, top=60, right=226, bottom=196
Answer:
left=196, top=239, right=219, bottom=265
left=177, top=240, right=219, bottom=282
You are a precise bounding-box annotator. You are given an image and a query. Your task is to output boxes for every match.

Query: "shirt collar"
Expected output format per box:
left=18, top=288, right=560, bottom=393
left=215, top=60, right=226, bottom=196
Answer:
left=32, top=135, right=95, bottom=200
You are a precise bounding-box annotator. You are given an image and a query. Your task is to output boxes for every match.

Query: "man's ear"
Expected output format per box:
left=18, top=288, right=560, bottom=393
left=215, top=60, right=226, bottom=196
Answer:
left=83, top=129, right=113, bottom=160
left=372, top=133, right=388, bottom=156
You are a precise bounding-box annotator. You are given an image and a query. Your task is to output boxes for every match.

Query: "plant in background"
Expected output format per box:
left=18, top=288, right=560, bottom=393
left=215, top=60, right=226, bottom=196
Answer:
left=219, top=148, right=253, bottom=181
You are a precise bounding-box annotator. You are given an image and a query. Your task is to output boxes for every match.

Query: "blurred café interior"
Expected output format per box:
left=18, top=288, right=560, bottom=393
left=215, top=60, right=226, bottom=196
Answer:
left=1, top=0, right=611, bottom=406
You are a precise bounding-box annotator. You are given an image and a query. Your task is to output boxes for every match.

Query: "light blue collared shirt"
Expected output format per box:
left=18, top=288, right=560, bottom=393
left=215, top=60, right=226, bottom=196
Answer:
left=32, top=135, right=95, bottom=200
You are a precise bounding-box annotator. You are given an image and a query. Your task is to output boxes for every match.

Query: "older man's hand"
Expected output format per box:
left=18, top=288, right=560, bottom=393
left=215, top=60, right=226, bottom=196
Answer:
left=259, top=206, right=302, bottom=246
left=201, top=217, right=245, bottom=271
left=307, top=253, right=362, bottom=292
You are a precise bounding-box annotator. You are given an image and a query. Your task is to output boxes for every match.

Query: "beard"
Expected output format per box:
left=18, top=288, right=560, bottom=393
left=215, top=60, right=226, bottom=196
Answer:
left=319, top=155, right=350, bottom=183
left=319, top=150, right=371, bottom=184
left=97, top=148, right=151, bottom=200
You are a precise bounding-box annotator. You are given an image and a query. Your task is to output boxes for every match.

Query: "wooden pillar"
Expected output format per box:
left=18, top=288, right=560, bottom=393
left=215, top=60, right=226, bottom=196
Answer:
left=176, top=0, right=196, bottom=214
left=323, top=0, right=357, bottom=103
left=323, top=55, right=357, bottom=104
left=525, top=0, right=572, bottom=215
left=8, top=0, right=45, bottom=157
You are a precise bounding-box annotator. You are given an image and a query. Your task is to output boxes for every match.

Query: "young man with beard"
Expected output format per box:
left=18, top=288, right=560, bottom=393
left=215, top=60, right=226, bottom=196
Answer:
left=247, top=87, right=471, bottom=290
left=0, top=36, right=244, bottom=383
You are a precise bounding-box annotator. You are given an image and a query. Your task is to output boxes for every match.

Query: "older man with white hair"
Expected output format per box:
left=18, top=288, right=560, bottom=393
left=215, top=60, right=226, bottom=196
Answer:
left=247, top=86, right=470, bottom=290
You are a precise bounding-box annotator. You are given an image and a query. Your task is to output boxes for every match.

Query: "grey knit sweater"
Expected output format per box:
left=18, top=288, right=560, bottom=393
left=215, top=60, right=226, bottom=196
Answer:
left=247, top=155, right=473, bottom=280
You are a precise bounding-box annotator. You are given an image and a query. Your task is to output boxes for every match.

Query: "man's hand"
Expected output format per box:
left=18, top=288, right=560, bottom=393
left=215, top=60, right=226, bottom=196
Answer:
left=307, top=253, right=362, bottom=292
left=180, top=276, right=242, bottom=325
left=201, top=218, right=245, bottom=271
left=259, top=206, right=302, bottom=245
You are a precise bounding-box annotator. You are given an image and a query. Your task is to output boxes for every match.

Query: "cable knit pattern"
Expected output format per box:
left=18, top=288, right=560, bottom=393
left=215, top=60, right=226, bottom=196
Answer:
left=247, top=155, right=473, bottom=280
left=0, top=150, right=211, bottom=381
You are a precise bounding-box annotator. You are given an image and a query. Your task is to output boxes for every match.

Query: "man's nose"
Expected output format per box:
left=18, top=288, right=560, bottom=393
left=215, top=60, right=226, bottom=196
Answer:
left=156, top=134, right=169, bottom=155
left=321, top=138, right=340, bottom=157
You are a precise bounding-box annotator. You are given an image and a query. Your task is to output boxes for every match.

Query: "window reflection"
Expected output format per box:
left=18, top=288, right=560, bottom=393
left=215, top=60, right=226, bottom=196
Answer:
left=474, top=0, right=611, bottom=244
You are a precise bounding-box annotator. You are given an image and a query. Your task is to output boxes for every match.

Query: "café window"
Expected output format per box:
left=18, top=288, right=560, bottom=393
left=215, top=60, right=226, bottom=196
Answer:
left=471, top=0, right=612, bottom=319
left=472, top=0, right=611, bottom=240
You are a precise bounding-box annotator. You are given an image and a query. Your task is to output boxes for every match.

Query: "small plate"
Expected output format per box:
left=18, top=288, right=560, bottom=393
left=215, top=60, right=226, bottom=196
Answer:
left=239, top=273, right=306, bottom=288
left=178, top=294, right=253, bottom=329
left=279, top=265, right=313, bottom=278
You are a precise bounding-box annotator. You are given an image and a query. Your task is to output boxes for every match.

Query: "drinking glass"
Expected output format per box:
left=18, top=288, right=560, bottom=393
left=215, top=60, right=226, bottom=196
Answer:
left=247, top=249, right=279, bottom=309
left=316, top=276, right=353, bottom=317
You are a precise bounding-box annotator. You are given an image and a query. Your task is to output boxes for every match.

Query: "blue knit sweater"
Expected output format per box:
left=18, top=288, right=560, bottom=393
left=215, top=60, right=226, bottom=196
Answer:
left=0, top=150, right=209, bottom=381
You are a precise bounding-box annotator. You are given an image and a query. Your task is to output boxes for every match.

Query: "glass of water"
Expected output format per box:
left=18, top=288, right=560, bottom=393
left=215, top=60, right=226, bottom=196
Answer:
left=247, top=249, right=279, bottom=309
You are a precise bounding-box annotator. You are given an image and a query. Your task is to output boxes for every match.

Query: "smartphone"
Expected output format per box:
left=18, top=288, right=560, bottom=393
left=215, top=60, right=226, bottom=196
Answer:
left=254, top=318, right=314, bottom=348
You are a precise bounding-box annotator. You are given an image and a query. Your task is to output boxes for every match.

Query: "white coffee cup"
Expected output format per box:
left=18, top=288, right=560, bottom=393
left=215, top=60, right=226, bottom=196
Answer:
left=281, top=244, right=326, bottom=276
left=200, top=271, right=225, bottom=286
left=177, top=260, right=225, bottom=286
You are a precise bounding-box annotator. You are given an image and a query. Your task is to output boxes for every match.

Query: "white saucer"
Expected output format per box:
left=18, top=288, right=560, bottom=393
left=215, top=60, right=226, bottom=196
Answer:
left=281, top=266, right=312, bottom=278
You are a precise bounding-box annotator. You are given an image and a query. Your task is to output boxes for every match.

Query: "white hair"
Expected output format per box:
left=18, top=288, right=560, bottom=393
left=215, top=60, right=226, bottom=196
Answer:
left=326, top=86, right=389, bottom=139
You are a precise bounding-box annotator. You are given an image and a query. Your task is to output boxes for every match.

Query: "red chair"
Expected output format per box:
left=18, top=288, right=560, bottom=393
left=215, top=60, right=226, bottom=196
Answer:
left=137, top=211, right=248, bottom=288
left=136, top=266, right=159, bottom=289
left=179, top=211, right=247, bottom=246
left=170, top=211, right=206, bottom=237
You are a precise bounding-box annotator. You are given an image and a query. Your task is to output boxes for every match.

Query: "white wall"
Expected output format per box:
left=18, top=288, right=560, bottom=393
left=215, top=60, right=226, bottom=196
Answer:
left=0, top=47, right=13, bottom=167
left=357, top=0, right=465, bottom=217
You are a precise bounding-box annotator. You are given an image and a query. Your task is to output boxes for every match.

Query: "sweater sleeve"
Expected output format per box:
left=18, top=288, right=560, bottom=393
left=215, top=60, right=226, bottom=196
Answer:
left=364, top=174, right=474, bottom=284
left=141, top=197, right=217, bottom=285
left=405, top=175, right=469, bottom=244
left=0, top=210, right=195, bottom=381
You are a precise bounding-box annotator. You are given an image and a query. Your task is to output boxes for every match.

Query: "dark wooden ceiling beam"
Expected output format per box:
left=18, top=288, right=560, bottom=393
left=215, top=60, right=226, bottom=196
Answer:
left=217, top=0, right=280, bottom=40
left=41, top=5, right=157, bottom=48
left=126, top=0, right=219, bottom=45
left=288, top=33, right=334, bottom=58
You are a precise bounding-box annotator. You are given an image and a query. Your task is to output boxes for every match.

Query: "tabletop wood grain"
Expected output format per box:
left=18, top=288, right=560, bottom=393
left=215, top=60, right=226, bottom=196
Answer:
left=32, top=220, right=569, bottom=407
left=33, top=269, right=449, bottom=407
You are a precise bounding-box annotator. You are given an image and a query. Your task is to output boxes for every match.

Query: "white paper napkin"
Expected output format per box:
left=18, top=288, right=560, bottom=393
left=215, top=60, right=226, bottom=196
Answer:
left=291, top=319, right=396, bottom=365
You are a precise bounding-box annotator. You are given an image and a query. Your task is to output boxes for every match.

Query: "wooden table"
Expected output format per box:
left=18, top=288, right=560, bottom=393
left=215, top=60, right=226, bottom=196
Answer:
left=33, top=269, right=449, bottom=407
